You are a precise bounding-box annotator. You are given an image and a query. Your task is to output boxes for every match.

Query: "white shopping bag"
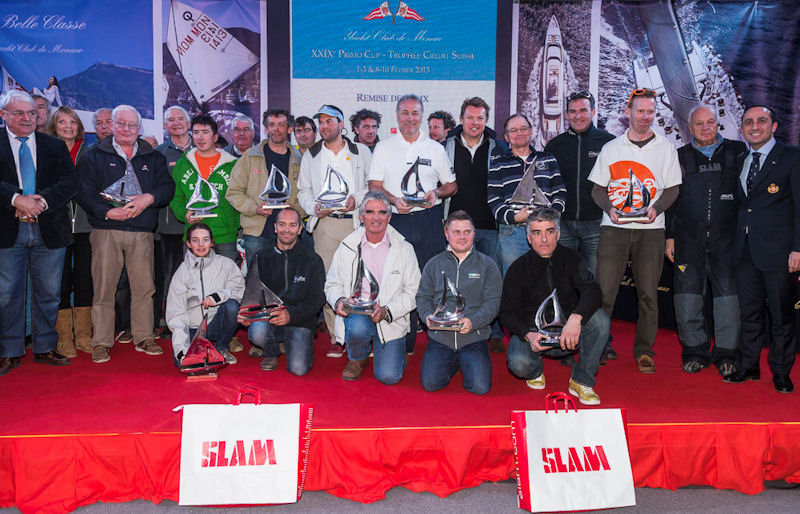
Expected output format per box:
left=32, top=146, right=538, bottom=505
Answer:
left=177, top=385, right=313, bottom=506
left=511, top=393, right=635, bottom=512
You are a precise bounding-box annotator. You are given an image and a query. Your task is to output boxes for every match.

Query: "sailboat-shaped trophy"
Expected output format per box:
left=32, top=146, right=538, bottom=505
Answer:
left=617, top=168, right=651, bottom=222
left=507, top=158, right=551, bottom=211
left=259, top=164, right=292, bottom=210
left=179, top=314, right=226, bottom=376
left=427, top=271, right=465, bottom=331
left=238, top=264, right=286, bottom=322
left=343, top=258, right=380, bottom=315
left=185, top=174, right=220, bottom=218
left=100, top=163, right=143, bottom=206
left=400, top=157, right=430, bottom=207
left=534, top=288, right=567, bottom=348
left=315, top=165, right=349, bottom=212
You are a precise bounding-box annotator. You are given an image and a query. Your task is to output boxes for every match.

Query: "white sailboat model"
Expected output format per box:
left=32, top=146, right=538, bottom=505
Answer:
left=166, top=0, right=258, bottom=104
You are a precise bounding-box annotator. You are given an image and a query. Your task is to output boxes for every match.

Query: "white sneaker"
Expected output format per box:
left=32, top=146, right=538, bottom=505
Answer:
left=221, top=349, right=238, bottom=365
left=526, top=373, right=545, bottom=390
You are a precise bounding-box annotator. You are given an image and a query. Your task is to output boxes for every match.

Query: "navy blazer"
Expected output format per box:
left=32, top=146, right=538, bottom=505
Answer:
left=734, top=141, right=800, bottom=271
left=0, top=129, right=78, bottom=249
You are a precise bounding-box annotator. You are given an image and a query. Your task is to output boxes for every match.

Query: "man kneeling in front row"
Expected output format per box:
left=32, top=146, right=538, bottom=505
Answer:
left=500, top=207, right=609, bottom=405
left=416, top=210, right=502, bottom=394
left=166, top=223, right=244, bottom=366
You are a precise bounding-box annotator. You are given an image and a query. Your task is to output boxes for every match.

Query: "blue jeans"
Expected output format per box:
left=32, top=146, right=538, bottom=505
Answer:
left=215, top=241, right=241, bottom=267
left=344, top=314, right=406, bottom=385
left=506, top=310, right=609, bottom=387
left=420, top=338, right=491, bottom=395
left=243, top=234, right=272, bottom=275
left=474, top=228, right=503, bottom=340
left=248, top=323, right=314, bottom=376
left=497, top=224, right=529, bottom=276
left=0, top=223, right=66, bottom=357
left=558, top=219, right=601, bottom=276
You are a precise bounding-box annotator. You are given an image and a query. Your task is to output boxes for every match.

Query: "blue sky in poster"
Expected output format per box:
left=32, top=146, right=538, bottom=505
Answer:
left=292, top=0, right=497, bottom=81
left=0, top=1, right=152, bottom=89
left=160, top=0, right=260, bottom=38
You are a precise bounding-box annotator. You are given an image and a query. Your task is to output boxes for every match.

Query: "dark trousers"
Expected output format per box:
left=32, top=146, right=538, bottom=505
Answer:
left=59, top=233, right=93, bottom=308
left=595, top=226, right=664, bottom=359
left=390, top=206, right=447, bottom=353
left=736, top=240, right=796, bottom=375
left=154, top=234, right=185, bottom=327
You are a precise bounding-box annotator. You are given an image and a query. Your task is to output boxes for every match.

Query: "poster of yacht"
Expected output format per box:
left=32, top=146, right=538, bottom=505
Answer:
left=162, top=0, right=261, bottom=144
left=291, top=0, right=497, bottom=138
left=0, top=0, right=155, bottom=130
left=515, top=0, right=800, bottom=148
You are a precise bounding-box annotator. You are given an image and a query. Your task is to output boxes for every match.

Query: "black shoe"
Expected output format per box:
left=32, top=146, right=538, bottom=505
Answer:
left=682, top=360, right=704, bottom=373
left=723, top=368, right=760, bottom=383
left=605, top=345, right=618, bottom=360
left=0, top=356, right=21, bottom=376
left=773, top=374, right=794, bottom=393
left=33, top=350, right=71, bottom=366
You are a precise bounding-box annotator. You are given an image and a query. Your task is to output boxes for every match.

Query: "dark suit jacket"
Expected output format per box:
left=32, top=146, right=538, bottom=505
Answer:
left=734, top=140, right=800, bottom=271
left=0, top=129, right=78, bottom=248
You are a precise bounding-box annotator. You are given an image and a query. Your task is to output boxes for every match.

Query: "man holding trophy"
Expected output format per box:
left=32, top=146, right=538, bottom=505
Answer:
left=588, top=88, right=682, bottom=373
left=169, top=114, right=240, bottom=264
left=297, top=104, right=371, bottom=358
left=500, top=207, right=609, bottom=405
left=416, top=211, right=502, bottom=395
left=77, top=105, right=174, bottom=363
left=326, top=192, right=421, bottom=384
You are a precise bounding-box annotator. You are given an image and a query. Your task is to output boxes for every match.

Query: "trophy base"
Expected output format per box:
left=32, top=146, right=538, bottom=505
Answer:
left=191, top=212, right=218, bottom=219
left=539, top=336, right=562, bottom=349
left=343, top=304, right=376, bottom=316
left=186, top=372, right=218, bottom=381
left=318, top=204, right=347, bottom=213
left=428, top=321, right=462, bottom=331
left=263, top=203, right=290, bottom=210
left=619, top=215, right=650, bottom=223
left=403, top=197, right=430, bottom=208
left=239, top=306, right=285, bottom=323
left=100, top=193, right=131, bottom=207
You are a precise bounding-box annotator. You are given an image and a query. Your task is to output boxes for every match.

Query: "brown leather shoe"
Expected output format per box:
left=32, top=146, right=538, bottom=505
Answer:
left=33, top=350, right=71, bottom=366
left=636, top=355, right=656, bottom=373
left=488, top=338, right=505, bottom=353
left=342, top=359, right=369, bottom=381
left=0, top=356, right=21, bottom=376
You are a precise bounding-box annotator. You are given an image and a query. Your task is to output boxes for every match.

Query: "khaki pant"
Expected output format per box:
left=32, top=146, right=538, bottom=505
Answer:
left=312, top=216, right=356, bottom=342
left=90, top=230, right=155, bottom=347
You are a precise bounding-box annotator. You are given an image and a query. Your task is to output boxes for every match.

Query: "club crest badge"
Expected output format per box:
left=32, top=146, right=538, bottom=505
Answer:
left=767, top=183, right=779, bottom=194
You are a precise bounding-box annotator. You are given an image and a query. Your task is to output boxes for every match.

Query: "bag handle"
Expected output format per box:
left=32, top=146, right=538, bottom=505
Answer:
left=545, top=392, right=577, bottom=413
left=234, top=383, right=262, bottom=405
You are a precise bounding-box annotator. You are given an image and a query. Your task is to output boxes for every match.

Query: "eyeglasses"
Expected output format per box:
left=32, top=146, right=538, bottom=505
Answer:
left=626, top=88, right=656, bottom=107
left=113, top=120, right=139, bottom=131
left=507, top=126, right=532, bottom=136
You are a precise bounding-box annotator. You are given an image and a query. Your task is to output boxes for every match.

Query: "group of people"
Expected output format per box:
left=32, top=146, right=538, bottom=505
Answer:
left=1, top=85, right=798, bottom=400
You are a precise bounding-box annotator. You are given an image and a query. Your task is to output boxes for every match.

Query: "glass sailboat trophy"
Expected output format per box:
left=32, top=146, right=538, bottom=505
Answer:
left=100, top=162, right=143, bottom=206
left=427, top=271, right=465, bottom=331
left=534, top=288, right=567, bottom=348
left=239, top=264, right=286, bottom=322
left=507, top=158, right=551, bottom=211
left=400, top=157, right=429, bottom=207
left=344, top=258, right=380, bottom=315
left=259, top=164, right=292, bottom=209
left=316, top=165, right=350, bottom=212
left=618, top=168, right=651, bottom=222
left=179, top=314, right=226, bottom=375
left=185, top=174, right=220, bottom=218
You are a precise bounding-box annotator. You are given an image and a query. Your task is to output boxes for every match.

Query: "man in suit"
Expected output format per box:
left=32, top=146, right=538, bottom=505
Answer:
left=0, top=90, right=79, bottom=376
left=724, top=106, right=800, bottom=393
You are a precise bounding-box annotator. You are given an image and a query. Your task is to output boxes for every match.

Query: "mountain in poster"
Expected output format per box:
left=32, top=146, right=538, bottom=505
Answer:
left=59, top=62, right=154, bottom=119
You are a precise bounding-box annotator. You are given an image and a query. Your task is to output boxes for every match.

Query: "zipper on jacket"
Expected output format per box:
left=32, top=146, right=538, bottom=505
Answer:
left=576, top=133, right=582, bottom=219
left=199, top=258, right=206, bottom=316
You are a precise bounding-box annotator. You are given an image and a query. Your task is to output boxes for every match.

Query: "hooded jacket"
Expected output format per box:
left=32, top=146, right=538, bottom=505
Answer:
left=165, top=249, right=245, bottom=357
left=169, top=147, right=240, bottom=243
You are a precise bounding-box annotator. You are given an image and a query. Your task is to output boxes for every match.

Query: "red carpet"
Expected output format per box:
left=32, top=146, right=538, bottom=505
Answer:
left=1, top=320, right=799, bottom=513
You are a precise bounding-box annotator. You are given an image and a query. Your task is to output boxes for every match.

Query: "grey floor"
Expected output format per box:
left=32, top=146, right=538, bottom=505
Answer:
left=3, top=480, right=798, bottom=513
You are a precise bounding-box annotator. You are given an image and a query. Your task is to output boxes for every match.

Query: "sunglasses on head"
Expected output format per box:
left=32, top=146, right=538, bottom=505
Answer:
left=627, top=88, right=656, bottom=107
left=567, top=91, right=593, bottom=103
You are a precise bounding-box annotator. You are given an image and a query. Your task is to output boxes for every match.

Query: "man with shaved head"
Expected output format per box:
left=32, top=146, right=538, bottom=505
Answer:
left=665, top=104, right=746, bottom=379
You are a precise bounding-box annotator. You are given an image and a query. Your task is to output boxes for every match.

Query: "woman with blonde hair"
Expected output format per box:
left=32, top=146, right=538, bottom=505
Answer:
left=48, top=106, right=92, bottom=357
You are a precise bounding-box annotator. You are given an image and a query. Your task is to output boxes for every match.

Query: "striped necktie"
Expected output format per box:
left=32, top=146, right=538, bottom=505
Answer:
left=17, top=136, right=35, bottom=195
